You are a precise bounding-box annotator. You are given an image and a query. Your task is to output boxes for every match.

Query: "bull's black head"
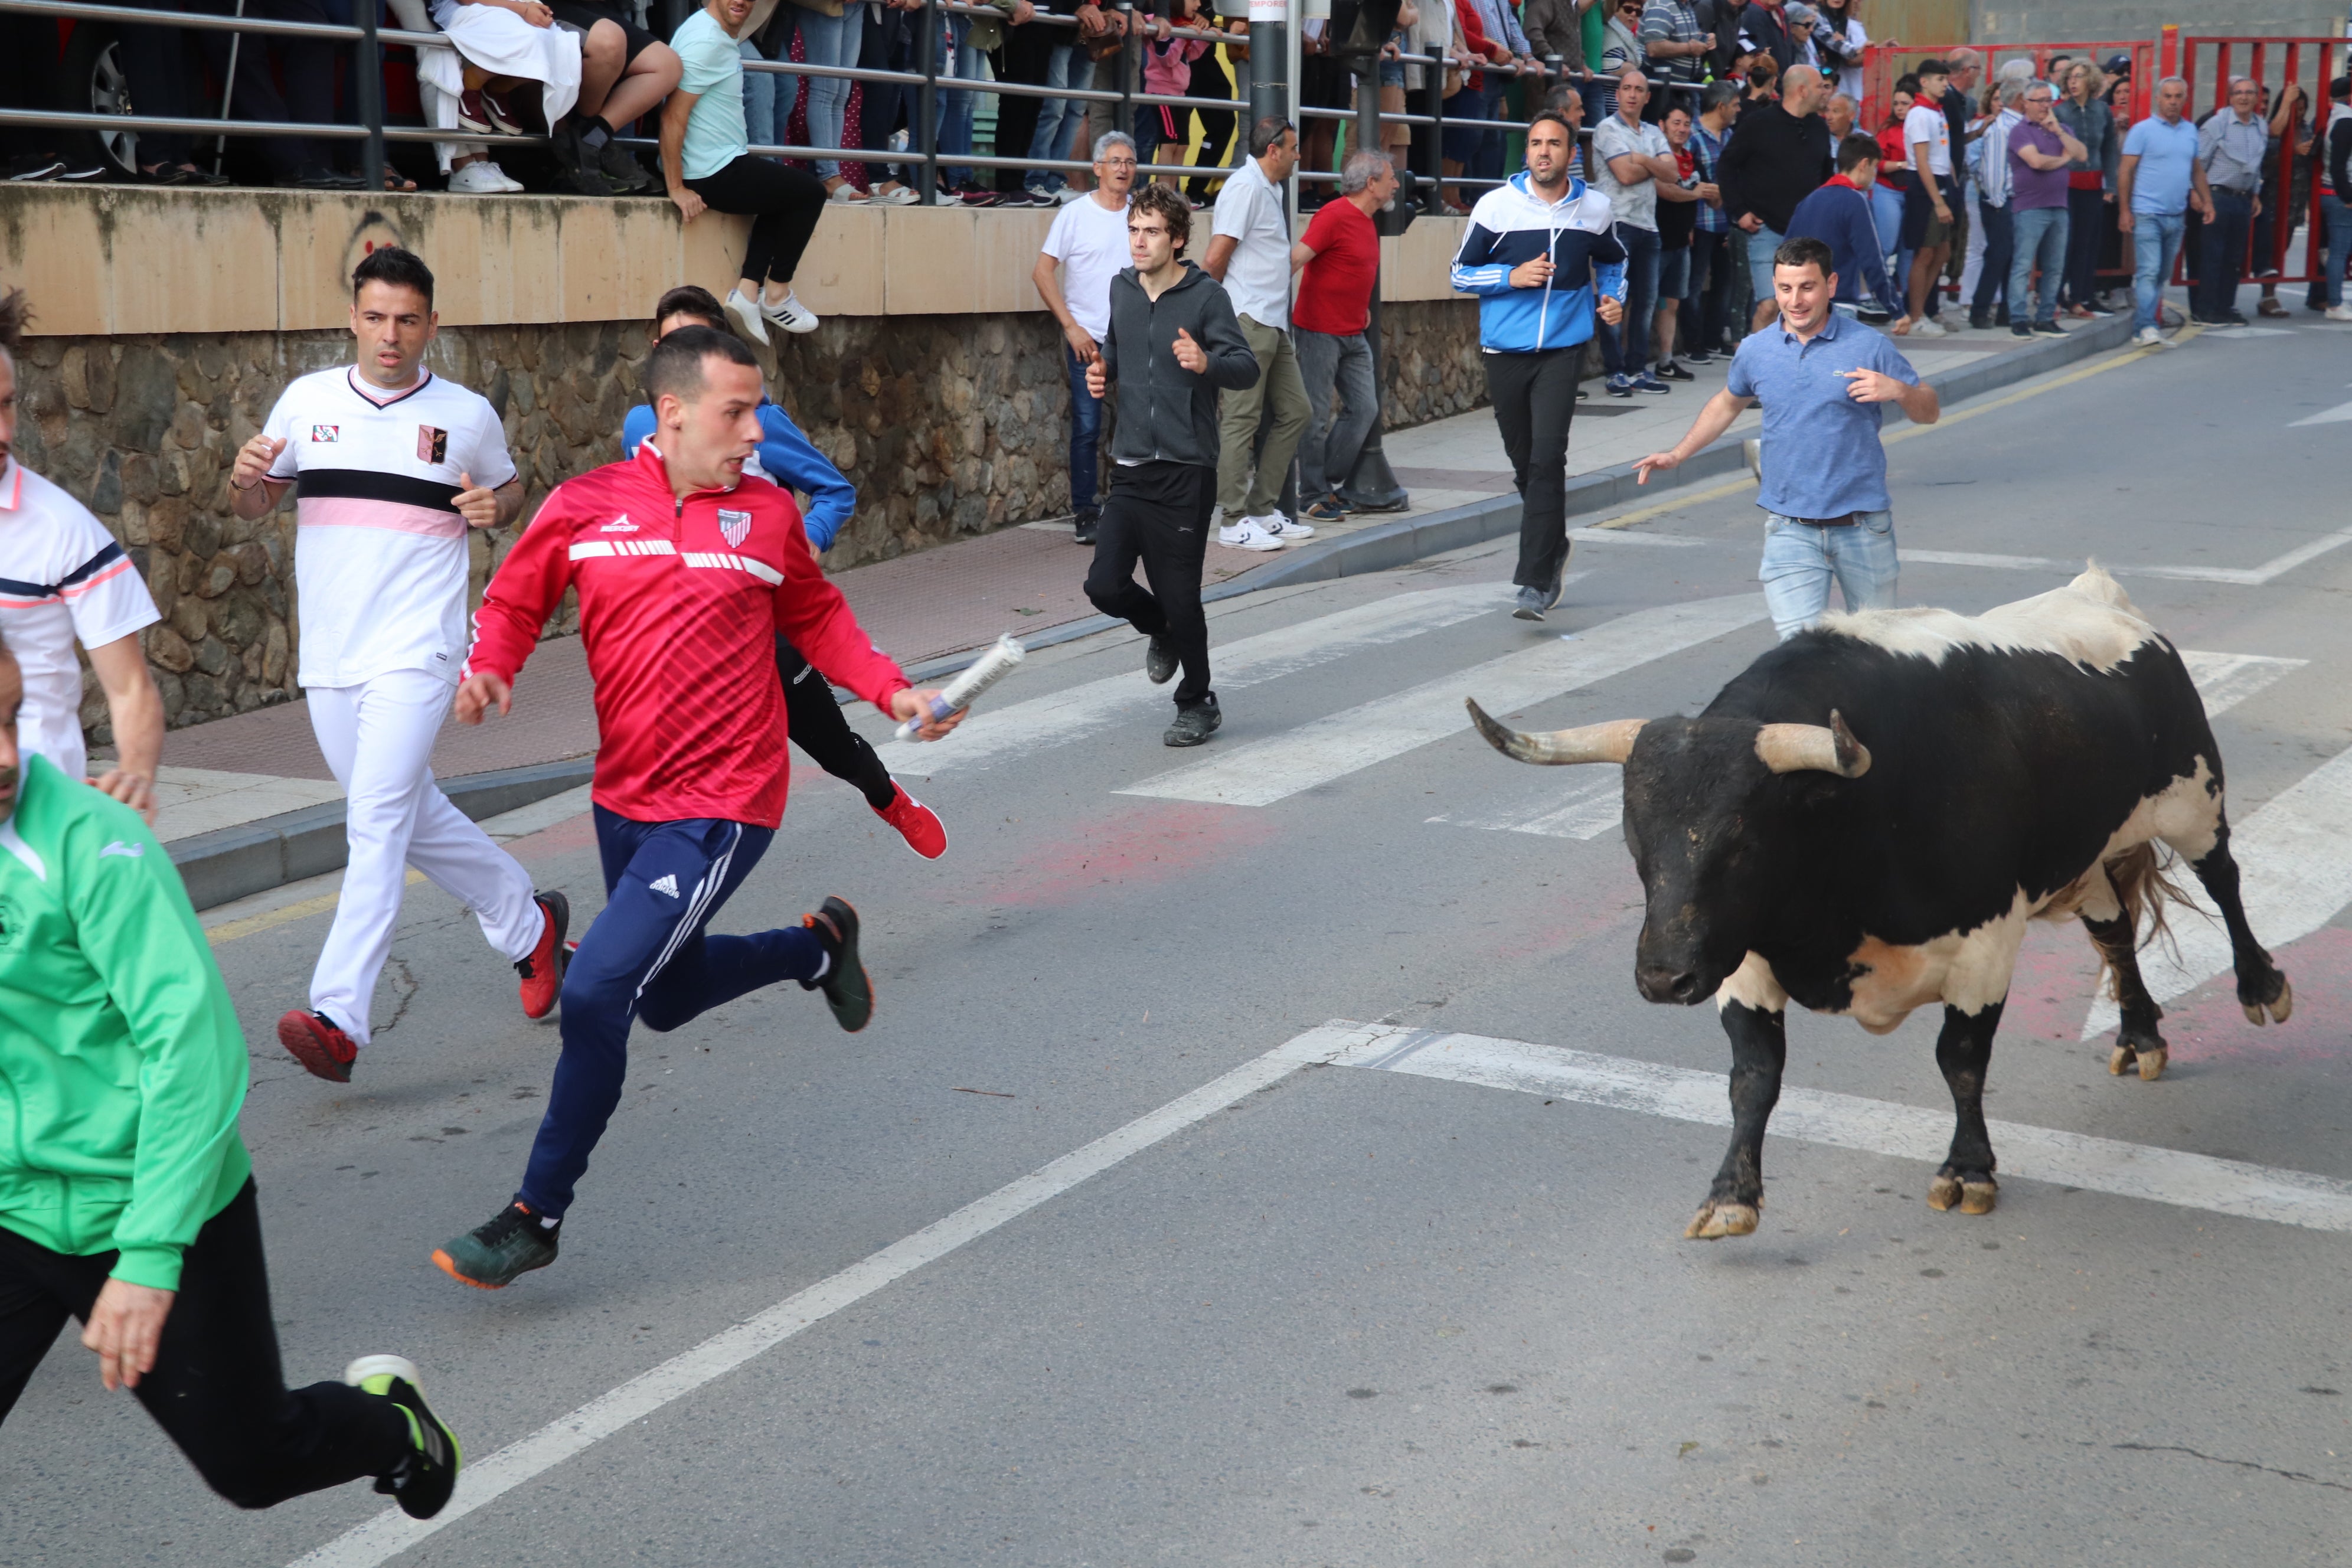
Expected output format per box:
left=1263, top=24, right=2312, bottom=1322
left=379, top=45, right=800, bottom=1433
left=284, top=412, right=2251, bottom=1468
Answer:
left=1464, top=700, right=1871, bottom=1007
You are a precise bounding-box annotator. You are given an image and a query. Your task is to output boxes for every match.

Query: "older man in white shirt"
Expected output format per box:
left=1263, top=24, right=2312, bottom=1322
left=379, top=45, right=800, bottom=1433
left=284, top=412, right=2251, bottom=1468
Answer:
left=1204, top=117, right=1314, bottom=551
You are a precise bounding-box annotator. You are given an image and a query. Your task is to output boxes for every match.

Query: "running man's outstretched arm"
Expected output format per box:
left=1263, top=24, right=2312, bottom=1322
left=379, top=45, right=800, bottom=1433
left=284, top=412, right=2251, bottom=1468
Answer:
left=767, top=517, right=963, bottom=738
left=456, top=491, right=577, bottom=723
left=1632, top=387, right=1756, bottom=481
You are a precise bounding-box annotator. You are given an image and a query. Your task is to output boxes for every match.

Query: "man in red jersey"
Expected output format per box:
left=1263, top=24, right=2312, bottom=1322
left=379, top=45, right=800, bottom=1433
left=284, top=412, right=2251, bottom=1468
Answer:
left=430, top=326, right=961, bottom=1289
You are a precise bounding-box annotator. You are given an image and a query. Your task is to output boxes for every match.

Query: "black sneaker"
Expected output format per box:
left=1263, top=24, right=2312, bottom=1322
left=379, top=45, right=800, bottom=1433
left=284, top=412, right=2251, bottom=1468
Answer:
left=1073, top=509, right=1098, bottom=545
left=1513, top=584, right=1547, bottom=622
left=8, top=154, right=65, bottom=181
left=599, top=138, right=655, bottom=193
left=344, top=1356, right=462, bottom=1518
left=1164, top=697, right=1221, bottom=747
left=2010, top=324, right=2035, bottom=338
left=1144, top=635, right=1178, bottom=685
left=1657, top=358, right=1695, bottom=381
left=1968, top=311, right=1992, bottom=330
left=433, top=1201, right=559, bottom=1289
left=2031, top=320, right=2066, bottom=337
left=800, top=896, right=871, bottom=1032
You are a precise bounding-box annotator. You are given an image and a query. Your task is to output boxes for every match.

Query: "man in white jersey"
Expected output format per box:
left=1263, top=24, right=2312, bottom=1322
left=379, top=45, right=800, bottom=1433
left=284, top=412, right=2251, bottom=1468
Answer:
left=228, top=249, right=564, bottom=1085
left=0, top=289, right=166, bottom=817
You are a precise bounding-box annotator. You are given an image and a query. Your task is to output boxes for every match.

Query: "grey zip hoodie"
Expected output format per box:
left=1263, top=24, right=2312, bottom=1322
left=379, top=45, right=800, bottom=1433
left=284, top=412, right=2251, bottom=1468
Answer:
left=1099, top=260, right=1260, bottom=469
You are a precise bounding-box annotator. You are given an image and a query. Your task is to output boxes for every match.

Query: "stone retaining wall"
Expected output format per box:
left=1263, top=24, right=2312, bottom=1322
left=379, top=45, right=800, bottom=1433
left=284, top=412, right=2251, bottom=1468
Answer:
left=12, top=298, right=1484, bottom=742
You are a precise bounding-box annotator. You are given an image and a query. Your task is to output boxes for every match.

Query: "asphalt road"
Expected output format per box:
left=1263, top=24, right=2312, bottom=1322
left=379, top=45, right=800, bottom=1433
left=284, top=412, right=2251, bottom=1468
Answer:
left=9, top=320, right=2352, bottom=1567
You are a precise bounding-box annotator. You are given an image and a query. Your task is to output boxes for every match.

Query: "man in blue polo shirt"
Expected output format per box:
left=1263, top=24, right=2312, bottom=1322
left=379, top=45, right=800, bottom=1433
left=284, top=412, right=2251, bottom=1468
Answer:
left=2117, top=75, right=2213, bottom=347
left=1630, top=234, right=1941, bottom=639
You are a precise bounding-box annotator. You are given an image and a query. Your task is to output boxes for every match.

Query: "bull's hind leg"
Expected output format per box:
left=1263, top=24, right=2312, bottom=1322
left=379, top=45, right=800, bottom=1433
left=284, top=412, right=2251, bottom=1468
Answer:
left=2083, top=883, right=2170, bottom=1080
left=1926, top=1001, right=2003, bottom=1216
left=1687, top=988, right=1785, bottom=1241
left=2181, top=823, right=2293, bottom=1025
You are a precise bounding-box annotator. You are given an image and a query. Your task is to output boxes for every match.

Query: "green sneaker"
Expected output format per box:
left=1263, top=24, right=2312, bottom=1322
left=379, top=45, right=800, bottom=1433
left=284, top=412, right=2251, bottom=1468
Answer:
left=432, top=1201, right=559, bottom=1290
left=799, top=896, right=871, bottom=1032
left=343, top=1355, right=461, bottom=1519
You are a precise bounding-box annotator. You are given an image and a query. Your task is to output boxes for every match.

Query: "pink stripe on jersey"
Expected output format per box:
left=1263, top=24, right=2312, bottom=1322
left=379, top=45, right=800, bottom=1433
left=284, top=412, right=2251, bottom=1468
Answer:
left=57, top=559, right=136, bottom=600
left=295, top=495, right=465, bottom=538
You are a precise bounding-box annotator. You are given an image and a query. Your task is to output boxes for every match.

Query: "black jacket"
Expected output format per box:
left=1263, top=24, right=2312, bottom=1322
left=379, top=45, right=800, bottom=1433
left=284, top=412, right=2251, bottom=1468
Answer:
left=1099, top=262, right=1260, bottom=469
left=1717, top=100, right=1834, bottom=234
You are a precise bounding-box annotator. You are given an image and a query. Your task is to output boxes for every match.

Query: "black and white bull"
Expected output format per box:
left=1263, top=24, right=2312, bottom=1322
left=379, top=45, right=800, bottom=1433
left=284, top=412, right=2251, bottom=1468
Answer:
left=1465, top=567, right=2293, bottom=1239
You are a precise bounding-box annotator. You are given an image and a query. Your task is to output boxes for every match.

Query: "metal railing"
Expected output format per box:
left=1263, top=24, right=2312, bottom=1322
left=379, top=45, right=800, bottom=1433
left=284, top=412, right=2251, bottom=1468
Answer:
left=0, top=0, right=1704, bottom=207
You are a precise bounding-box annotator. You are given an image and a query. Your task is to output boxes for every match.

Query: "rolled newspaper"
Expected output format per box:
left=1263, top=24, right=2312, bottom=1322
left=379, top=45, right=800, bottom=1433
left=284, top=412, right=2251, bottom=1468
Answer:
left=893, top=633, right=1027, bottom=741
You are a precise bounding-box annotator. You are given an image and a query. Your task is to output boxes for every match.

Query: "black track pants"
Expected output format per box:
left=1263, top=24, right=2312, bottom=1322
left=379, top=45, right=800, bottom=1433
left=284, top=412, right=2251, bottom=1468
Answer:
left=1084, top=460, right=1216, bottom=708
left=1483, top=347, right=1582, bottom=593
left=778, top=636, right=895, bottom=809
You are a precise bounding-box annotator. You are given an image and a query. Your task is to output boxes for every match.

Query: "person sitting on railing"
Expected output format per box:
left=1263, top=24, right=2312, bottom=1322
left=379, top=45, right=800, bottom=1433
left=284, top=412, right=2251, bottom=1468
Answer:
left=546, top=0, right=684, bottom=191
left=386, top=0, right=579, bottom=193
left=664, top=0, right=830, bottom=338
left=1137, top=0, right=1214, bottom=188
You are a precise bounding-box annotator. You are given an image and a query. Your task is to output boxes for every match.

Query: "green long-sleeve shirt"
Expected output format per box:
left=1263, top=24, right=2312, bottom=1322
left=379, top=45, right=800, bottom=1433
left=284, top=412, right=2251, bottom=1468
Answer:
left=0, top=754, right=251, bottom=1291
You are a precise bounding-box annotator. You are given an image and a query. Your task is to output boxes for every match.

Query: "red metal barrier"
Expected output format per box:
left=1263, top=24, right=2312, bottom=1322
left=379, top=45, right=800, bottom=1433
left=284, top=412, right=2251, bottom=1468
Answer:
left=1858, top=40, right=2156, bottom=144
left=2172, top=30, right=2352, bottom=288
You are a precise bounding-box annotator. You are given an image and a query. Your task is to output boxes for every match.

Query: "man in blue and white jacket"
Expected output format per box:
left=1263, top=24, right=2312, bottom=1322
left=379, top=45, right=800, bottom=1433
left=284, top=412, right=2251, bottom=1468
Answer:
left=1452, top=110, right=1629, bottom=622
left=619, top=286, right=948, bottom=860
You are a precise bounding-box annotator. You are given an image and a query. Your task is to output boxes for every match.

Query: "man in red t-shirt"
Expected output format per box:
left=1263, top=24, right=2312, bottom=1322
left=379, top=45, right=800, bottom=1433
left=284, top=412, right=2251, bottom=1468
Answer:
left=1291, top=149, right=1399, bottom=522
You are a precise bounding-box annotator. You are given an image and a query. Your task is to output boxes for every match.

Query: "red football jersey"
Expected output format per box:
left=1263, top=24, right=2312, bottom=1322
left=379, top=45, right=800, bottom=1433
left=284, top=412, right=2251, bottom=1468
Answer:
left=465, top=442, right=909, bottom=828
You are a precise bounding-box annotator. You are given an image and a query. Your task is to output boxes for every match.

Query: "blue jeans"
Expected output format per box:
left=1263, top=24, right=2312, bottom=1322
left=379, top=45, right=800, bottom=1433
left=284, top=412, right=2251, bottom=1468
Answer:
left=2008, top=204, right=2070, bottom=326
left=1025, top=45, right=1095, bottom=192
left=741, top=39, right=779, bottom=153
left=1869, top=181, right=1912, bottom=304
left=2320, top=191, right=2352, bottom=309
left=1064, top=343, right=1105, bottom=516
left=1599, top=223, right=1662, bottom=375
left=1745, top=224, right=1785, bottom=299
left=2131, top=208, right=2186, bottom=331
left=518, top=809, right=823, bottom=1219
left=936, top=12, right=986, bottom=187
left=793, top=2, right=860, bottom=180
left=1760, top=510, right=1897, bottom=640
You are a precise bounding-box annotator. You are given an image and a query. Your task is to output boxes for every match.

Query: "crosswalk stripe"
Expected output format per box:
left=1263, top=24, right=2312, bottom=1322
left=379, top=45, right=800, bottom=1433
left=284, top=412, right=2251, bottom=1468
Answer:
left=1313, top=1022, right=2352, bottom=1233
left=1119, top=593, right=1771, bottom=808
left=1428, top=647, right=2305, bottom=846
left=877, top=582, right=1535, bottom=777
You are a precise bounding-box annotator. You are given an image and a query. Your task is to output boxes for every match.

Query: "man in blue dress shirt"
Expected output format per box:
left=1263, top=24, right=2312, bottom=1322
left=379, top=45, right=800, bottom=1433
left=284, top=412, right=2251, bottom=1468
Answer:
left=1629, top=234, right=1941, bottom=639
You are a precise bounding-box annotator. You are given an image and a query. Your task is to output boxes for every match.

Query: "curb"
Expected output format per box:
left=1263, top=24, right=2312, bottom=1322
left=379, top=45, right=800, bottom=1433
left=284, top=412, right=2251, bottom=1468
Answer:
left=172, top=756, right=592, bottom=913
left=912, top=311, right=2135, bottom=680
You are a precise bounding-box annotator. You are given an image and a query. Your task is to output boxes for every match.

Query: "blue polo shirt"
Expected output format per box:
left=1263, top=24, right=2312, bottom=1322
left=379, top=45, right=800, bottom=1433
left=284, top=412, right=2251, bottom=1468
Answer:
left=2122, top=115, right=2201, bottom=215
left=1726, top=311, right=1919, bottom=518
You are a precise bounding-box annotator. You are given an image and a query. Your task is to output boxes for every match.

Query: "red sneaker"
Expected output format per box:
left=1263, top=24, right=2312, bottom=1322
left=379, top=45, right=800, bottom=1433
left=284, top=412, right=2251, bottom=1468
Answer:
left=279, top=1010, right=358, bottom=1083
left=874, top=783, right=946, bottom=860
left=515, top=891, right=570, bottom=1020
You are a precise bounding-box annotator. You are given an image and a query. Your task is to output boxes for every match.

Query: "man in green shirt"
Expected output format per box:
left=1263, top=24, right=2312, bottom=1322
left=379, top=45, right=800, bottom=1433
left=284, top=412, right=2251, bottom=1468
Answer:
left=0, top=629, right=460, bottom=1517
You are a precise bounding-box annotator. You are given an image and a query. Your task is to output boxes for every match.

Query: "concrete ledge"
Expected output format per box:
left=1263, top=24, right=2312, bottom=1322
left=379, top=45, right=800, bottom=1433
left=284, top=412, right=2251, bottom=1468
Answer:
left=170, top=756, right=592, bottom=912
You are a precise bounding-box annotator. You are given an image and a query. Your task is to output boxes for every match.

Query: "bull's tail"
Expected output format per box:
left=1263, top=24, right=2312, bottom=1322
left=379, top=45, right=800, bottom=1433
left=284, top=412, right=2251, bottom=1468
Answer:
left=2096, top=841, right=2196, bottom=998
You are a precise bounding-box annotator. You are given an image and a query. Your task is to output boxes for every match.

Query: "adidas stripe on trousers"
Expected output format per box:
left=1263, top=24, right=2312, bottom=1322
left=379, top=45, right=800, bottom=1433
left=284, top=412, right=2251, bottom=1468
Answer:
left=516, top=808, right=827, bottom=1219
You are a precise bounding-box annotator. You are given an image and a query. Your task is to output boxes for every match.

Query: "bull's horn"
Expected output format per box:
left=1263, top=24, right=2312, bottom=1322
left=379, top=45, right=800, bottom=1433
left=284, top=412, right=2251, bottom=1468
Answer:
left=1465, top=700, right=1644, bottom=766
left=1755, top=710, right=1871, bottom=778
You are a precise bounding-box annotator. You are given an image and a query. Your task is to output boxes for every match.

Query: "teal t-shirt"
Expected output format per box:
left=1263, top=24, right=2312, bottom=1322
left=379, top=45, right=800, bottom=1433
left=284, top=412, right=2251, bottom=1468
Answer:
left=1579, top=0, right=1603, bottom=76
left=674, top=7, right=747, bottom=181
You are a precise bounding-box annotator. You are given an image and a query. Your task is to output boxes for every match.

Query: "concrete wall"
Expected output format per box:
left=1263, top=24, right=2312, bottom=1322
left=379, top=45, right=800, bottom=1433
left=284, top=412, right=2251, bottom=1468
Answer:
left=1969, top=2, right=2347, bottom=47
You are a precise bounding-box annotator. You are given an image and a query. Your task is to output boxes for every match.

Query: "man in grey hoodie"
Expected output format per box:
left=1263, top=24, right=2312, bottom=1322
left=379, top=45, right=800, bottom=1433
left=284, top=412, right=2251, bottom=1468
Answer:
left=1083, top=182, right=1262, bottom=748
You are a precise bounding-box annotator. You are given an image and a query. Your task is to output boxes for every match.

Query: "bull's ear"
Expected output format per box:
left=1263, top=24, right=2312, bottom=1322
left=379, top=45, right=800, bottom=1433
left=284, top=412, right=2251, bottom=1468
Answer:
left=1466, top=700, right=1644, bottom=765
left=1754, top=710, right=1871, bottom=778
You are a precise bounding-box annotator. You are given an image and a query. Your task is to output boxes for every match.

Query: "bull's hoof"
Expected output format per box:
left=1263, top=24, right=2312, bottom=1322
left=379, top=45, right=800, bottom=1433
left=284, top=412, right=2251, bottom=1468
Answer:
left=2109, top=1044, right=2135, bottom=1076
left=1929, top=1169, right=1997, bottom=1214
left=2242, top=972, right=2293, bottom=1025
left=1684, top=1198, right=1760, bottom=1240
left=2137, top=1047, right=2168, bottom=1082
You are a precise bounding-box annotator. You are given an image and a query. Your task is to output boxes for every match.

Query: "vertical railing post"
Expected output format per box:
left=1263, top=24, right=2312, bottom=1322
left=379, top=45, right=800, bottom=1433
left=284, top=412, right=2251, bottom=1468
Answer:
left=358, top=0, right=386, bottom=194
left=917, top=0, right=940, bottom=203
left=1247, top=0, right=1286, bottom=131
left=1423, top=44, right=1443, bottom=213
left=1118, top=0, right=1136, bottom=149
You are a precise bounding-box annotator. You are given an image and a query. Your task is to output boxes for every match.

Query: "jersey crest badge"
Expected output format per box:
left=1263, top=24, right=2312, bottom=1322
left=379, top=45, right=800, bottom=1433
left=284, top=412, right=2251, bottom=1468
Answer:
left=310, top=424, right=339, bottom=443
left=718, top=509, right=753, bottom=549
left=417, top=425, right=449, bottom=465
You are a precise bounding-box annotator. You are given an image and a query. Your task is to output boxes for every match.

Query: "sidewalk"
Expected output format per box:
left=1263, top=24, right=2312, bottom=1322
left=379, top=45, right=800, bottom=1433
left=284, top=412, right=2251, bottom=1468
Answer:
left=143, top=314, right=2064, bottom=870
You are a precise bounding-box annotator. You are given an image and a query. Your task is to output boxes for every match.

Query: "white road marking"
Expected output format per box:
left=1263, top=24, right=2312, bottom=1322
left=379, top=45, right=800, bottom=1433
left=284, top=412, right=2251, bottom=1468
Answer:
left=1568, top=527, right=1704, bottom=548
left=2289, top=399, right=2352, bottom=426
left=1901, top=548, right=2067, bottom=571
left=1430, top=651, right=2299, bottom=845
left=285, top=1024, right=1384, bottom=1568
left=878, top=583, right=1532, bottom=778
left=2083, top=741, right=2352, bottom=1039
left=1321, top=1022, right=2352, bottom=1233
left=1897, top=534, right=2352, bottom=585
left=1121, top=593, right=1770, bottom=808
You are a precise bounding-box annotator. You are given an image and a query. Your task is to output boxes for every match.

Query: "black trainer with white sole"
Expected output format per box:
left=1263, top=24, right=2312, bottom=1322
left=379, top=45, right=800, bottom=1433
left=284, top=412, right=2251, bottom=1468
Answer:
left=1164, top=698, right=1222, bottom=747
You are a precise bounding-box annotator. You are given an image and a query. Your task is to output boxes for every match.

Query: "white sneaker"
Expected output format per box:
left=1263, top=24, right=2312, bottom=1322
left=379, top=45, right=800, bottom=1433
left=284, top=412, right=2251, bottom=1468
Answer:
left=1217, top=520, right=1285, bottom=551
left=760, top=290, right=820, bottom=335
left=2327, top=305, right=2352, bottom=322
left=1050, top=186, right=1082, bottom=205
left=1255, top=510, right=1312, bottom=540
left=724, top=288, right=773, bottom=346
left=1907, top=315, right=1948, bottom=337
left=447, top=160, right=521, bottom=194
left=2133, top=325, right=2167, bottom=348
